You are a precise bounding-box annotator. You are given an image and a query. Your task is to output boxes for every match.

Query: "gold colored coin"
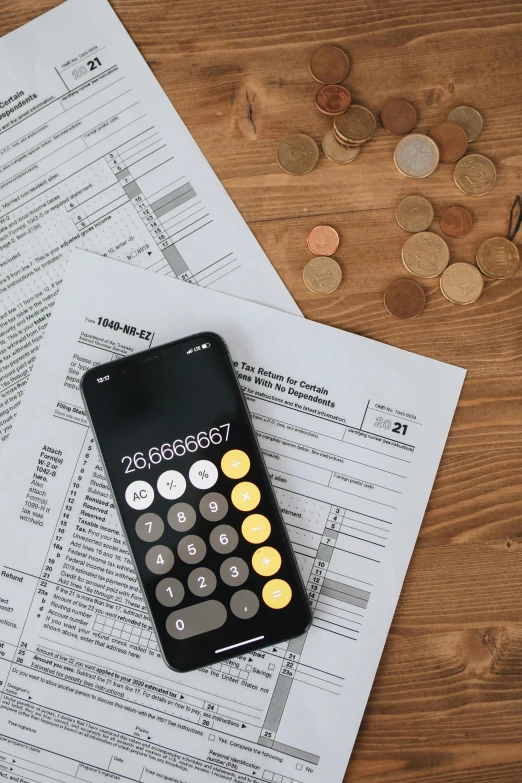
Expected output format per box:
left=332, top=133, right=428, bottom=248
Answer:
left=402, top=232, right=450, bottom=278
left=276, top=133, right=319, bottom=175
left=454, top=154, right=496, bottom=196
left=334, top=105, right=376, bottom=144
left=440, top=263, right=484, bottom=305
left=447, top=106, right=483, bottom=142
left=322, top=130, right=361, bottom=163
left=303, top=256, right=342, bottom=293
left=476, top=237, right=520, bottom=279
left=395, top=195, right=434, bottom=233
left=333, top=126, right=364, bottom=147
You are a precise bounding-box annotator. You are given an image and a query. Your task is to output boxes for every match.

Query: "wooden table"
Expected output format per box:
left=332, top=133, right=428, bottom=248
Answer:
left=3, top=0, right=522, bottom=780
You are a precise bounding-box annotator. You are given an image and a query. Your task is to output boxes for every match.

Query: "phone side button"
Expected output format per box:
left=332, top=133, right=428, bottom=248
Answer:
left=166, top=600, right=227, bottom=640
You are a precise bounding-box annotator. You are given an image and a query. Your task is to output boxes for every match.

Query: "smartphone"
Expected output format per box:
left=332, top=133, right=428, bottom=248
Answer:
left=81, top=332, right=311, bottom=672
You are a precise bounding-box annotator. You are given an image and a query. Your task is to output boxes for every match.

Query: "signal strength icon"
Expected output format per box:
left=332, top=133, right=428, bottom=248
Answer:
left=186, top=348, right=194, bottom=354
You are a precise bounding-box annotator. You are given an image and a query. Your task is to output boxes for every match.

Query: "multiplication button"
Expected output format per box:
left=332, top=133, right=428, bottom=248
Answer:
left=231, top=482, right=260, bottom=512
left=221, top=450, right=250, bottom=479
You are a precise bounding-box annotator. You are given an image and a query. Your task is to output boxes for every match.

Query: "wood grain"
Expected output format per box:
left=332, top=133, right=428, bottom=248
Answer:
left=1, top=0, right=522, bottom=780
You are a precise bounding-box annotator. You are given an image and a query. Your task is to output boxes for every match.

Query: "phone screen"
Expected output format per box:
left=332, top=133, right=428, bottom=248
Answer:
left=81, top=332, right=310, bottom=671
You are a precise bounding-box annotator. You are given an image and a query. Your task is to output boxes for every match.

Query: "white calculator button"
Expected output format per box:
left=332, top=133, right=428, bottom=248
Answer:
left=189, top=460, right=218, bottom=489
left=125, top=480, right=154, bottom=510
left=157, top=470, right=186, bottom=500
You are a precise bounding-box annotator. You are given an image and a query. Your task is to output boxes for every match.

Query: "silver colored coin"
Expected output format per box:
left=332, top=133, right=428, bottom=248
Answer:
left=394, top=134, right=440, bottom=179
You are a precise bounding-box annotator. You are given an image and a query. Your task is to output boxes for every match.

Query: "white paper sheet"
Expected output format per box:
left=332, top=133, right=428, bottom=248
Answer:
left=0, top=0, right=299, bottom=448
left=0, top=249, right=465, bottom=783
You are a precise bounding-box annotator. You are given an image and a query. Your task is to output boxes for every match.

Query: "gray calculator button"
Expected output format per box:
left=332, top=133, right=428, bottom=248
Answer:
left=145, top=545, right=174, bottom=575
left=230, top=589, right=259, bottom=619
left=156, top=577, right=185, bottom=607
left=166, top=600, right=227, bottom=640
left=167, top=502, right=196, bottom=532
left=135, top=512, right=164, bottom=542
left=199, top=492, right=228, bottom=521
left=220, top=557, right=249, bottom=587
left=187, top=567, right=217, bottom=597
left=177, top=534, right=206, bottom=564
left=209, top=524, right=239, bottom=554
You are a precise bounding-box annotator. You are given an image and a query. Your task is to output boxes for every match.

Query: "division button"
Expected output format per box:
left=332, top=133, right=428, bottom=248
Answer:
left=157, top=470, right=186, bottom=500
left=167, top=502, right=196, bottom=532
left=252, top=546, right=281, bottom=577
left=135, top=512, right=164, bottom=542
left=230, top=589, right=260, bottom=619
left=125, top=480, right=154, bottom=510
left=156, top=577, right=185, bottom=607
left=220, top=557, right=249, bottom=587
left=177, top=534, right=207, bottom=564
left=231, top=481, right=260, bottom=512
left=221, top=449, right=250, bottom=479
left=209, top=524, right=239, bottom=554
left=199, top=492, right=228, bottom=521
left=189, top=459, right=218, bottom=490
left=262, top=579, right=292, bottom=609
left=242, top=514, right=271, bottom=544
left=187, top=567, right=217, bottom=597
left=145, top=545, right=174, bottom=575
left=166, top=600, right=227, bottom=640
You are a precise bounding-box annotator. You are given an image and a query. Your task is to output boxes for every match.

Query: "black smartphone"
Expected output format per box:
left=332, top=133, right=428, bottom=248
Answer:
left=81, top=332, right=311, bottom=672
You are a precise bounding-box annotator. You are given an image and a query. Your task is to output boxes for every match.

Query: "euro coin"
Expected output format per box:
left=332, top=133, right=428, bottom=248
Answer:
left=322, top=130, right=361, bottom=163
left=440, top=263, right=484, bottom=305
left=402, top=232, right=450, bottom=278
left=303, top=256, right=342, bottom=293
left=454, top=154, right=496, bottom=196
left=440, top=206, right=473, bottom=237
left=316, top=84, right=351, bottom=115
left=383, top=279, right=426, bottom=319
left=447, top=106, right=483, bottom=142
left=381, top=99, right=417, bottom=135
left=394, top=134, right=439, bottom=178
left=428, top=121, right=468, bottom=162
left=307, top=225, right=340, bottom=256
left=476, top=237, right=520, bottom=278
left=334, top=105, right=376, bottom=145
left=309, top=45, right=349, bottom=84
left=277, top=133, right=319, bottom=175
left=395, top=195, right=434, bottom=233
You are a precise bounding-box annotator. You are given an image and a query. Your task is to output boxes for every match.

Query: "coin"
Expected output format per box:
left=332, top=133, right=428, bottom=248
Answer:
left=309, top=45, right=350, bottom=84
left=334, top=105, right=376, bottom=144
left=307, top=225, right=340, bottom=256
left=276, top=133, right=319, bottom=175
left=402, top=232, right=450, bottom=278
left=394, top=134, right=439, bottom=179
left=395, top=195, right=434, bottom=233
left=428, top=121, right=468, bottom=163
left=476, top=237, right=520, bottom=278
left=383, top=278, right=426, bottom=319
left=440, top=263, right=484, bottom=305
left=454, top=154, right=496, bottom=196
left=333, top=126, right=364, bottom=147
left=440, top=206, right=473, bottom=237
left=316, top=85, right=351, bottom=116
left=380, top=99, right=417, bottom=135
left=322, top=130, right=361, bottom=163
left=303, top=256, right=342, bottom=293
left=447, top=106, right=483, bottom=142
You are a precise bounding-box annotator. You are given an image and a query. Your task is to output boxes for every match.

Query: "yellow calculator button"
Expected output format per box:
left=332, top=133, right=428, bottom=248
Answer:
left=252, top=546, right=281, bottom=577
left=262, top=579, right=292, bottom=609
left=242, top=514, right=271, bottom=544
left=221, top=449, right=250, bottom=479
left=231, top=481, right=260, bottom=512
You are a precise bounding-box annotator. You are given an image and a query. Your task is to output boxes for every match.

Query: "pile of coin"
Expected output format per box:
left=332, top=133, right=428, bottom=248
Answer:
left=303, top=225, right=342, bottom=293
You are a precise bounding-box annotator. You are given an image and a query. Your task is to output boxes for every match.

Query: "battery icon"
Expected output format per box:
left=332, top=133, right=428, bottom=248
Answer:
left=201, top=342, right=211, bottom=349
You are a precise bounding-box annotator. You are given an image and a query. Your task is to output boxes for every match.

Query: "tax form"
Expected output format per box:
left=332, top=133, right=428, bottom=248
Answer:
left=0, top=250, right=465, bottom=783
left=0, top=0, right=298, bottom=447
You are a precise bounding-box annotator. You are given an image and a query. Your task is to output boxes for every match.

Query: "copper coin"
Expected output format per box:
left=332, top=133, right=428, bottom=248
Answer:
left=380, top=99, right=417, bottom=135
left=440, top=206, right=473, bottom=237
left=316, top=85, right=352, bottom=116
left=307, top=225, right=340, bottom=256
left=428, top=121, right=468, bottom=163
left=309, top=45, right=349, bottom=84
left=383, top=279, right=426, bottom=319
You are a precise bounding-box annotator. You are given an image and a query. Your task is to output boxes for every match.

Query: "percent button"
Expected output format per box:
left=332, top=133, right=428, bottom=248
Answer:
left=189, top=460, right=218, bottom=490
